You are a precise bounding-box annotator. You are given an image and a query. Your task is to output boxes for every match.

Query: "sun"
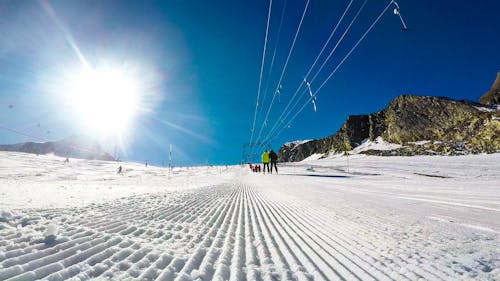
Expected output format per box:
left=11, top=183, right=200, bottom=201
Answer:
left=67, top=67, right=140, bottom=134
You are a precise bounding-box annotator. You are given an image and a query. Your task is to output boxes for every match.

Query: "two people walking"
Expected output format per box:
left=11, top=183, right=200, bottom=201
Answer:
left=261, top=149, right=278, bottom=174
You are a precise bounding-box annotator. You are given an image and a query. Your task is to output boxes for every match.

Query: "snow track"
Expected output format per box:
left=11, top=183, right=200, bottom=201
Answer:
left=2, top=179, right=498, bottom=280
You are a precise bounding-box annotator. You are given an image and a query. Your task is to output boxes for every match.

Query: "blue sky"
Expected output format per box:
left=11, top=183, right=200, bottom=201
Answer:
left=1, top=0, right=499, bottom=166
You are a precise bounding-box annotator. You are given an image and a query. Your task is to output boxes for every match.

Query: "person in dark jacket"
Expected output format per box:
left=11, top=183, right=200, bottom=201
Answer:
left=269, top=149, right=278, bottom=174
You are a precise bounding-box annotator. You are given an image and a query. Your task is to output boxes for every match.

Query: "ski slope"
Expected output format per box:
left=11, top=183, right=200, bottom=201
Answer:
left=1, top=152, right=499, bottom=280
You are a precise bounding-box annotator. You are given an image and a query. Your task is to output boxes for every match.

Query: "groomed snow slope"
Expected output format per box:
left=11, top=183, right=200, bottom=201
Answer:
left=0, top=152, right=499, bottom=280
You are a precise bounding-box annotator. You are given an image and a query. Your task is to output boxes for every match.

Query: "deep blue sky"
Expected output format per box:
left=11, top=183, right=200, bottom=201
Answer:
left=1, top=0, right=499, bottom=166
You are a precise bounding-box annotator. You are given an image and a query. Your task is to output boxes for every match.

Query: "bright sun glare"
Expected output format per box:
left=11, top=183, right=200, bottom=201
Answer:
left=67, top=68, right=140, bottom=134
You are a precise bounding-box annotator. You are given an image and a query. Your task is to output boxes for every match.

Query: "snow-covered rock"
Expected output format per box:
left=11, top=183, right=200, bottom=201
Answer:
left=44, top=223, right=59, bottom=245
left=350, top=137, right=402, bottom=153
left=0, top=210, right=12, bottom=222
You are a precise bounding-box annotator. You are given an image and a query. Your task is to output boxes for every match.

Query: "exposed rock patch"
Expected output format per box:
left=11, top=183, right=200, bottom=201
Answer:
left=279, top=95, right=500, bottom=162
left=480, top=71, right=500, bottom=106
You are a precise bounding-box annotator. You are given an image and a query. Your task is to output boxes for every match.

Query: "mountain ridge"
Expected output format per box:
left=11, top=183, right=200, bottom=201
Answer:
left=479, top=71, right=500, bottom=105
left=278, top=95, right=500, bottom=162
left=0, top=135, right=115, bottom=161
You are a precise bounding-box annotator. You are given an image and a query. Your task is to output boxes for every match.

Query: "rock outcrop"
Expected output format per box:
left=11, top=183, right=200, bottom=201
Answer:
left=0, top=135, right=115, bottom=161
left=480, top=71, right=500, bottom=105
left=279, top=95, right=500, bottom=162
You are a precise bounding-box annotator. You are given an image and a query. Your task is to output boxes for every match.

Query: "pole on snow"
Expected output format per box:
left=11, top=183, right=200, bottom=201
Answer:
left=343, top=136, right=351, bottom=173
left=168, top=144, right=172, bottom=179
left=345, top=151, right=349, bottom=173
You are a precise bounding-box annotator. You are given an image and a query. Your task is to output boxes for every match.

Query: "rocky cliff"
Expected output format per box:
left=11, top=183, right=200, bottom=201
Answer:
left=480, top=71, right=500, bottom=105
left=278, top=95, right=500, bottom=162
left=0, top=135, right=115, bottom=161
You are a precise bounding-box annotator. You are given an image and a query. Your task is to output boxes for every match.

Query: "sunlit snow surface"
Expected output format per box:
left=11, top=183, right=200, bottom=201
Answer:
left=1, top=151, right=499, bottom=280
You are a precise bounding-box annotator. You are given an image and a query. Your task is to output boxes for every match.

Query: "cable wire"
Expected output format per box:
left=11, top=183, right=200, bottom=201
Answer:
left=266, top=0, right=356, bottom=145
left=249, top=0, right=273, bottom=146
left=262, top=0, right=368, bottom=145
left=253, top=0, right=310, bottom=153
left=258, top=0, right=288, bottom=120
left=263, top=0, right=395, bottom=145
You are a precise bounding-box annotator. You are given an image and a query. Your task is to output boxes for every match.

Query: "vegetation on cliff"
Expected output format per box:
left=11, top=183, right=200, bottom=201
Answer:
left=279, top=95, right=500, bottom=162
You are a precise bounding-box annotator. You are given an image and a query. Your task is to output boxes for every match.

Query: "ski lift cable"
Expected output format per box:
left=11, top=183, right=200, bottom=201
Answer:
left=266, top=96, right=312, bottom=144
left=249, top=0, right=273, bottom=145
left=258, top=0, right=403, bottom=150
left=265, top=0, right=355, bottom=143
left=258, top=0, right=288, bottom=119
left=305, top=0, right=356, bottom=82
left=263, top=0, right=396, bottom=146
left=0, top=124, right=50, bottom=143
left=264, top=97, right=311, bottom=145
left=260, top=0, right=366, bottom=144
left=310, top=0, right=368, bottom=84
left=391, top=0, right=408, bottom=30
left=261, top=89, right=310, bottom=145
left=255, top=0, right=310, bottom=146
left=261, top=85, right=309, bottom=145
left=305, top=80, right=317, bottom=112
left=315, top=0, right=393, bottom=94
left=397, top=12, right=408, bottom=30
left=252, top=0, right=310, bottom=154
left=294, top=0, right=394, bottom=125
left=249, top=0, right=273, bottom=146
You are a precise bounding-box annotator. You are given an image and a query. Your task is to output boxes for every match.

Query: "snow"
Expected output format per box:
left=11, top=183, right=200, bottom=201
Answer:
left=350, top=136, right=402, bottom=153
left=474, top=105, right=500, bottom=112
left=0, top=210, right=12, bottom=222
left=283, top=139, right=312, bottom=150
left=44, top=223, right=59, bottom=237
left=1, top=151, right=499, bottom=280
left=409, top=140, right=432, bottom=146
left=0, top=152, right=233, bottom=209
left=301, top=153, right=323, bottom=161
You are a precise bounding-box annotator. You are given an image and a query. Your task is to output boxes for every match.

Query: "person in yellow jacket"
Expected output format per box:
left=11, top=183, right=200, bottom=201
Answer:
left=262, top=150, right=270, bottom=173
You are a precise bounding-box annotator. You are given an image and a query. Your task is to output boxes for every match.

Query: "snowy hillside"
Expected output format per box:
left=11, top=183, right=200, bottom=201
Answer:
left=0, top=135, right=114, bottom=161
left=1, top=151, right=499, bottom=280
